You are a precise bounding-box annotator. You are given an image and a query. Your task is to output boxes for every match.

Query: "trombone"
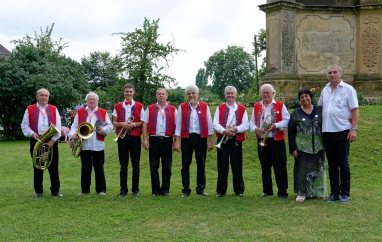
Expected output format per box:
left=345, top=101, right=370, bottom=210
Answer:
left=215, top=115, right=236, bottom=149
left=258, top=114, right=274, bottom=147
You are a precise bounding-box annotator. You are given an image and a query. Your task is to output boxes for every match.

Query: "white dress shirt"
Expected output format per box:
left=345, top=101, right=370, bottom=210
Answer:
left=213, top=102, right=249, bottom=134
left=249, top=99, right=290, bottom=138
left=174, top=102, right=214, bottom=136
left=68, top=106, right=113, bottom=151
left=141, top=103, right=177, bottom=137
left=318, top=80, right=358, bottom=132
left=21, top=103, right=62, bottom=141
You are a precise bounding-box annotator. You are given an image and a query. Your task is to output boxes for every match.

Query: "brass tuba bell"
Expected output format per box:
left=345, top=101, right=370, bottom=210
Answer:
left=32, top=123, right=60, bottom=170
left=258, top=114, right=274, bottom=147
left=69, top=122, right=94, bottom=158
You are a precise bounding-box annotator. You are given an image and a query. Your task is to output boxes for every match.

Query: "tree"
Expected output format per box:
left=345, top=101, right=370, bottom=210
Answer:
left=115, top=18, right=182, bottom=104
left=0, top=24, right=89, bottom=140
left=195, top=68, right=208, bottom=88
left=253, top=28, right=267, bottom=89
left=204, top=45, right=255, bottom=100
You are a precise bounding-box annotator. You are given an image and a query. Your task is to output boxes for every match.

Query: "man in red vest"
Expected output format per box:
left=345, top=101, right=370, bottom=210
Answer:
left=141, top=88, right=177, bottom=196
left=69, top=92, right=113, bottom=196
left=174, top=84, right=214, bottom=198
left=113, top=83, right=144, bottom=198
left=250, top=84, right=290, bottom=199
left=21, top=88, right=62, bottom=198
left=213, top=86, right=249, bottom=197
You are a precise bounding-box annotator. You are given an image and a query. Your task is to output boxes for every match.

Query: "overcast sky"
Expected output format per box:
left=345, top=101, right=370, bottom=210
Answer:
left=0, top=0, right=266, bottom=88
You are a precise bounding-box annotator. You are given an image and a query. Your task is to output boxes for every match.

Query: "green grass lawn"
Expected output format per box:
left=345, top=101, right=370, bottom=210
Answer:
left=0, top=106, right=381, bottom=241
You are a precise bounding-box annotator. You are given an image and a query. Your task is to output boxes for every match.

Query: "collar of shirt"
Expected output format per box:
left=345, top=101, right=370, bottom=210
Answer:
left=226, top=102, right=237, bottom=110
left=156, top=102, right=168, bottom=109
left=37, top=103, right=47, bottom=110
left=188, top=101, right=199, bottom=109
left=86, top=106, right=98, bottom=113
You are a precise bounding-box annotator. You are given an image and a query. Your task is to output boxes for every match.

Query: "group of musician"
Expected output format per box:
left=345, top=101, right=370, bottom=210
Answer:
left=21, top=83, right=291, bottom=199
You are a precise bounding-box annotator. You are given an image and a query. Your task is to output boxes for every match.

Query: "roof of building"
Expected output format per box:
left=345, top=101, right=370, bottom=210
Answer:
left=0, top=44, right=12, bottom=59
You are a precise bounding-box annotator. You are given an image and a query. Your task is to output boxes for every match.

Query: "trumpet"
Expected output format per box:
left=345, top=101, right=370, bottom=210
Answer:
left=258, top=114, right=274, bottom=147
left=215, top=115, right=236, bottom=149
left=114, top=115, right=134, bottom=142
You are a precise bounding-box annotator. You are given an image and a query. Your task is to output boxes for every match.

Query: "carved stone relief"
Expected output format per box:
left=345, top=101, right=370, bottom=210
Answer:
left=281, top=11, right=295, bottom=73
left=361, top=16, right=380, bottom=72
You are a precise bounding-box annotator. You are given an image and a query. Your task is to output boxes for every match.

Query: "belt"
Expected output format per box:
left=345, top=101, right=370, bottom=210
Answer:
left=150, top=136, right=171, bottom=140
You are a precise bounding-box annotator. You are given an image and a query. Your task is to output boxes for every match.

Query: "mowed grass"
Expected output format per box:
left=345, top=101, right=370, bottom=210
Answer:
left=0, top=106, right=381, bottom=241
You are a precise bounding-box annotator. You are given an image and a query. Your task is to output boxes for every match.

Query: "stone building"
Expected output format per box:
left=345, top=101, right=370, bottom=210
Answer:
left=259, top=0, right=382, bottom=98
left=0, top=44, right=12, bottom=59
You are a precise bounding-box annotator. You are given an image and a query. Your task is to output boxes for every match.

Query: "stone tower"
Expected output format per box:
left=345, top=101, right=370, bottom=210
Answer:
left=259, top=0, right=382, bottom=98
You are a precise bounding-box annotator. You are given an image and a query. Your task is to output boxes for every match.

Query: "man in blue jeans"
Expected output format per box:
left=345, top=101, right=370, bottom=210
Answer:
left=318, top=64, right=359, bottom=204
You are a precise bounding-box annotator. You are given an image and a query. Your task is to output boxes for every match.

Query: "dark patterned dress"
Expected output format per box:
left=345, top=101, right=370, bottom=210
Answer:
left=288, top=106, right=327, bottom=198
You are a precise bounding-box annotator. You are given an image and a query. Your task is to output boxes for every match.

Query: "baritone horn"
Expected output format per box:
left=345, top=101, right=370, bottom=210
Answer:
left=69, top=122, right=94, bottom=158
left=32, top=123, right=60, bottom=170
left=259, top=115, right=274, bottom=147
left=215, top=115, right=236, bottom=149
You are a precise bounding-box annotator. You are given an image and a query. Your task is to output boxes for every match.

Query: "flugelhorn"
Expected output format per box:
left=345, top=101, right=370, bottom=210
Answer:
left=258, top=114, right=274, bottom=147
left=114, top=115, right=134, bottom=142
left=32, top=123, right=60, bottom=170
left=215, top=115, right=236, bottom=149
left=69, top=122, right=94, bottom=158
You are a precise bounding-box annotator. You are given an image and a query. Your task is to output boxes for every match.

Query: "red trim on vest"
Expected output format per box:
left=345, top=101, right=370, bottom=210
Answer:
left=114, top=101, right=143, bottom=137
left=77, top=107, right=106, bottom=141
left=27, top=104, right=57, bottom=133
left=216, top=104, right=246, bottom=141
left=180, top=102, right=209, bottom=138
left=147, top=104, right=176, bottom=137
left=253, top=101, right=285, bottom=140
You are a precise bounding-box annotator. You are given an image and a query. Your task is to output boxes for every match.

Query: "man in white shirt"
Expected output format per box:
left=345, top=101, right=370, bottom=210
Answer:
left=174, top=84, right=214, bottom=198
left=318, top=64, right=359, bottom=204
left=21, top=88, right=62, bottom=198
left=69, top=92, right=113, bottom=196
left=213, top=86, right=249, bottom=197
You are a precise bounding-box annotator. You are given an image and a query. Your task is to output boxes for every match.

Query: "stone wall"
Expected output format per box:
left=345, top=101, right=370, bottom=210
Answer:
left=259, top=0, right=382, bottom=98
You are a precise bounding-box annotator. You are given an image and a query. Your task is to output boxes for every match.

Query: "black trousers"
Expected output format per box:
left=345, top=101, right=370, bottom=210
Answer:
left=29, top=139, right=60, bottom=194
left=148, top=136, right=173, bottom=195
left=181, top=133, right=207, bottom=194
left=322, top=130, right=351, bottom=197
left=257, top=138, right=288, bottom=196
left=216, top=137, right=244, bottom=195
left=117, top=134, right=141, bottom=193
left=80, top=150, right=106, bottom=194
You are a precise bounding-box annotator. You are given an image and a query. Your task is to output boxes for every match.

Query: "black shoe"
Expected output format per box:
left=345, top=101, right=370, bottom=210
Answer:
left=133, top=191, right=140, bottom=197
left=34, top=193, right=42, bottom=198
left=152, top=193, right=160, bottom=197
left=197, top=191, right=208, bottom=196
left=339, top=195, right=350, bottom=204
left=236, top=193, right=244, bottom=197
left=161, top=192, right=169, bottom=196
left=117, top=191, right=127, bottom=198
left=52, top=192, right=63, bottom=197
left=216, top=193, right=224, bottom=198
left=260, top=193, right=272, bottom=198
left=326, top=194, right=340, bottom=202
left=181, top=193, right=189, bottom=198
left=278, top=194, right=288, bottom=199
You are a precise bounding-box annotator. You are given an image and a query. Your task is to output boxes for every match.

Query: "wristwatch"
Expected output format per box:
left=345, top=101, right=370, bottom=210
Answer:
left=350, top=127, right=357, bottom=131
left=133, top=123, right=136, bottom=128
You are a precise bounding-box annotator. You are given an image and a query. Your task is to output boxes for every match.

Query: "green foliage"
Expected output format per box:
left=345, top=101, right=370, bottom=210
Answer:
left=204, top=45, right=255, bottom=100
left=357, top=92, right=382, bottom=106
left=115, top=18, right=183, bottom=104
left=253, top=28, right=266, bottom=91
left=167, top=87, right=186, bottom=107
left=0, top=106, right=381, bottom=241
left=0, top=24, right=89, bottom=140
left=195, top=68, right=208, bottom=88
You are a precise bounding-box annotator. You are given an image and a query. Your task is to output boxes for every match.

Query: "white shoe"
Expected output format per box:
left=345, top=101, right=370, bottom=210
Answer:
left=296, top=195, right=306, bottom=202
left=99, top=192, right=106, bottom=196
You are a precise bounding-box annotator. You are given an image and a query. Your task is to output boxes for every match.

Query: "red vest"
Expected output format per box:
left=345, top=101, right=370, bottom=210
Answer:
left=253, top=101, right=286, bottom=140
left=114, top=101, right=143, bottom=137
left=27, top=104, right=57, bottom=133
left=180, top=102, right=209, bottom=138
left=147, top=104, right=176, bottom=137
left=216, top=103, right=246, bottom=141
left=77, top=107, right=107, bottom=141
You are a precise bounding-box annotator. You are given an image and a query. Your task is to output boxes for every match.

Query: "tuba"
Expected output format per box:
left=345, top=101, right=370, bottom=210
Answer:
left=69, top=122, right=94, bottom=158
left=32, top=123, right=60, bottom=170
left=258, top=114, right=274, bottom=147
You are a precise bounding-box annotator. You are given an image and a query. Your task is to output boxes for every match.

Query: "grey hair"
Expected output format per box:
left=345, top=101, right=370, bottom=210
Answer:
left=326, top=64, right=342, bottom=74
left=224, top=86, right=237, bottom=94
left=36, top=88, right=50, bottom=95
left=185, top=84, right=199, bottom=94
left=260, top=84, right=276, bottom=95
left=85, top=91, right=99, bottom=101
left=156, top=88, right=168, bottom=95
